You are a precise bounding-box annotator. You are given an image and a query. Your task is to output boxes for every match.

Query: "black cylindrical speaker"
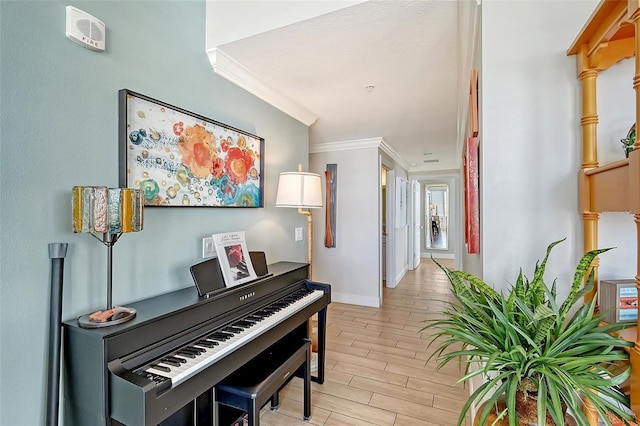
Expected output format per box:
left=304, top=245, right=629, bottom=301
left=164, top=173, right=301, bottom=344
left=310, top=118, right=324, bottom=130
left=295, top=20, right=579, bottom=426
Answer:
left=46, top=243, right=68, bottom=426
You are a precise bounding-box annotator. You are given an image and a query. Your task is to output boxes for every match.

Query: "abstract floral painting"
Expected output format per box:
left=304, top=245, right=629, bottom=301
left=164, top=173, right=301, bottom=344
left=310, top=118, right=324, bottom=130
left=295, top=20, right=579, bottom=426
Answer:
left=119, top=89, right=264, bottom=207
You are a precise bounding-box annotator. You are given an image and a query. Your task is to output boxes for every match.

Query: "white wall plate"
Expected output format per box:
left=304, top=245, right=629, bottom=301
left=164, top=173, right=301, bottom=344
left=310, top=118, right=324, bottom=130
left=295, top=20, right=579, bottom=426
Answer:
left=65, top=6, right=105, bottom=52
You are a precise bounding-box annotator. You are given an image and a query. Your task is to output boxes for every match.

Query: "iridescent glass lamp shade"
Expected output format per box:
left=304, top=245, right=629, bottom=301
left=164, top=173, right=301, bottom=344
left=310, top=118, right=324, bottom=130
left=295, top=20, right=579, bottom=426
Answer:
left=72, top=186, right=143, bottom=328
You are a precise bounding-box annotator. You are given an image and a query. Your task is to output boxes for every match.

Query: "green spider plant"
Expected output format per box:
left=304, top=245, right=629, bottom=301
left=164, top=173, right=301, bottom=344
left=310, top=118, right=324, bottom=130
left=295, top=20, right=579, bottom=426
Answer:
left=422, top=239, right=636, bottom=426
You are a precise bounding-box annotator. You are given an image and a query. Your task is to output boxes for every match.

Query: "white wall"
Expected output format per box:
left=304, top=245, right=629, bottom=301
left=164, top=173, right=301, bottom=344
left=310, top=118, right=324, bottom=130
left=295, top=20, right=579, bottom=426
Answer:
left=310, top=146, right=381, bottom=306
left=469, top=3, right=600, bottom=417
left=481, top=0, right=598, bottom=298
left=0, top=2, right=313, bottom=424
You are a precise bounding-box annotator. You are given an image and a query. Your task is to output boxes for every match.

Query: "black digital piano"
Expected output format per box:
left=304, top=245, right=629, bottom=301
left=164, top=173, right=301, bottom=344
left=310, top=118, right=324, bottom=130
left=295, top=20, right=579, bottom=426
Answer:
left=62, top=262, right=330, bottom=425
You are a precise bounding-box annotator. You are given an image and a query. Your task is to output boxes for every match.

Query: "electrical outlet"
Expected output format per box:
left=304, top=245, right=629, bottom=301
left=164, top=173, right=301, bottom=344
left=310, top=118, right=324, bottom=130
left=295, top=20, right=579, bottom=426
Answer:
left=202, top=237, right=215, bottom=258
left=295, top=227, right=303, bottom=242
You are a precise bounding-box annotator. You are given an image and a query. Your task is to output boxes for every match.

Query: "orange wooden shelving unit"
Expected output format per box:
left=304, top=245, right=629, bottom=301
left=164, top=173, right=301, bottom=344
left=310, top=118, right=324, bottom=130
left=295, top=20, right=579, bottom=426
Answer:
left=568, top=0, right=640, bottom=423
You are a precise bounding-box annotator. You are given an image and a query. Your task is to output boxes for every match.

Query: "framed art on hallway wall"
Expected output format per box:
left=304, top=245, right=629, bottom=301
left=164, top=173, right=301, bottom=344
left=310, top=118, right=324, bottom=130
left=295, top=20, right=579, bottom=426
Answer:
left=395, top=177, right=408, bottom=229
left=464, top=137, right=479, bottom=254
left=470, top=69, right=478, bottom=138
left=465, top=69, right=480, bottom=254
left=119, top=89, right=264, bottom=208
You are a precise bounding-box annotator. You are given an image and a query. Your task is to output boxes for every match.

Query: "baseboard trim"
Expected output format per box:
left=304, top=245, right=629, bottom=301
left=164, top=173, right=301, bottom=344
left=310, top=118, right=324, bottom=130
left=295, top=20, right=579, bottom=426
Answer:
left=422, top=253, right=455, bottom=260
left=398, top=265, right=408, bottom=282
left=331, top=292, right=381, bottom=308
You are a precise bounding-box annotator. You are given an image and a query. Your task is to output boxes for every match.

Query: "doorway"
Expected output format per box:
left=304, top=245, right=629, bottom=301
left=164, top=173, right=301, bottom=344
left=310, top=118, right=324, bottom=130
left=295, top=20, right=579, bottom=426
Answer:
left=425, top=184, right=449, bottom=251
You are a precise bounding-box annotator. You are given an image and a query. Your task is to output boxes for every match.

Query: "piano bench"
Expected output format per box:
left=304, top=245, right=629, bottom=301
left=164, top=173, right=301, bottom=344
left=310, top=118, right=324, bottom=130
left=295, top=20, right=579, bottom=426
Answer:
left=215, top=338, right=312, bottom=426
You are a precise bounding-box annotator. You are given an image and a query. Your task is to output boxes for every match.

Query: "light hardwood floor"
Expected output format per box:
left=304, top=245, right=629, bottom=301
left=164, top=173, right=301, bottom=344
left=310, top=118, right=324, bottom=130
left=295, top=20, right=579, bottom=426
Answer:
left=257, top=259, right=469, bottom=426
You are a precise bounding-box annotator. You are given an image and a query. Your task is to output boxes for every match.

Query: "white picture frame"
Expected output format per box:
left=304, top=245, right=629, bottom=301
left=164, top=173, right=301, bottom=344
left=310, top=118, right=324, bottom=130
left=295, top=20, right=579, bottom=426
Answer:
left=395, top=177, right=408, bottom=228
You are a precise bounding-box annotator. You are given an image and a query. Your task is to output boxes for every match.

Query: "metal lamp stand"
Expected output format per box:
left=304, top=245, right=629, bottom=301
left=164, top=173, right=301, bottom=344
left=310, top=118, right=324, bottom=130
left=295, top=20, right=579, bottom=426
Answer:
left=78, top=232, right=136, bottom=328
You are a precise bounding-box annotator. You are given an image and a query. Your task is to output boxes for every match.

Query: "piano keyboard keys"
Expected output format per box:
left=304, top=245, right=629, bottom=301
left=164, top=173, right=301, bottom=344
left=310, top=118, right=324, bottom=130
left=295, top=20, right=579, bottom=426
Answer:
left=150, top=364, right=170, bottom=373
left=137, top=288, right=324, bottom=388
left=233, top=320, right=255, bottom=328
left=209, top=332, right=233, bottom=340
left=161, top=358, right=183, bottom=367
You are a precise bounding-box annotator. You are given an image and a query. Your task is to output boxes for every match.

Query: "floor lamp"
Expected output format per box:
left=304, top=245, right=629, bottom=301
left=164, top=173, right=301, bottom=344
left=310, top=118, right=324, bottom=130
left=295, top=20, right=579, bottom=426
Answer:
left=275, top=165, right=323, bottom=279
left=72, top=186, right=144, bottom=328
left=275, top=166, right=323, bottom=370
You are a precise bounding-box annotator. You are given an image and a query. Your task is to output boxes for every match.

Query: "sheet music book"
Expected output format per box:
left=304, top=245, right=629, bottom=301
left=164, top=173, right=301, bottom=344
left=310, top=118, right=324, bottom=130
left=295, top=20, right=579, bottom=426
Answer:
left=212, top=231, right=257, bottom=287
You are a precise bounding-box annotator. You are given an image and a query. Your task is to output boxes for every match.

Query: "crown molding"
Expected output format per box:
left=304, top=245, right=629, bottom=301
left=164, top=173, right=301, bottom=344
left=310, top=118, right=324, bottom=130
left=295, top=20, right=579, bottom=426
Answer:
left=206, top=48, right=318, bottom=126
left=409, top=169, right=460, bottom=180
left=309, top=137, right=382, bottom=153
left=310, top=137, right=411, bottom=171
left=379, top=139, right=411, bottom=170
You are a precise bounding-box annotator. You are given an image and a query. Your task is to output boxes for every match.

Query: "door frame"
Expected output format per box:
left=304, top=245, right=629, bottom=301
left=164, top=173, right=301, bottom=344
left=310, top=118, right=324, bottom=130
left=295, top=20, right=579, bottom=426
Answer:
left=385, top=169, right=397, bottom=288
left=410, top=179, right=421, bottom=269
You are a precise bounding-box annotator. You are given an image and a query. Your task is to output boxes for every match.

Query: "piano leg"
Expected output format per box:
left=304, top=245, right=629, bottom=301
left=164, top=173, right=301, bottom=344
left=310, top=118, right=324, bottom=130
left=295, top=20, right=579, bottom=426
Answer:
left=303, top=344, right=311, bottom=420
left=195, top=389, right=214, bottom=426
left=312, top=307, right=327, bottom=384
left=158, top=401, right=194, bottom=425
left=151, top=390, right=212, bottom=426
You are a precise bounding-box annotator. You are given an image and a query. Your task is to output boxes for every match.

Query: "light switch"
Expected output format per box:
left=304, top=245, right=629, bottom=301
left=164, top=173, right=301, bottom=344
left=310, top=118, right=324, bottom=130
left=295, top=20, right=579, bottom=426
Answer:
left=202, top=237, right=215, bottom=258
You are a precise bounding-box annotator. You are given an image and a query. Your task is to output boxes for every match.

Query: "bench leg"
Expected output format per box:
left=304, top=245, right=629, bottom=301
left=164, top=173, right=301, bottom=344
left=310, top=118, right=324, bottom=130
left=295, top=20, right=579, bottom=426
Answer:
left=270, top=392, right=279, bottom=411
left=249, top=399, right=260, bottom=426
left=303, top=347, right=311, bottom=421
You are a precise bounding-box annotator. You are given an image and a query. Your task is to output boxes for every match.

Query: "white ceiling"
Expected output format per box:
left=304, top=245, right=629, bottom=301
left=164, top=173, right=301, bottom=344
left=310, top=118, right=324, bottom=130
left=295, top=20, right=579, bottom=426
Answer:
left=206, top=1, right=474, bottom=172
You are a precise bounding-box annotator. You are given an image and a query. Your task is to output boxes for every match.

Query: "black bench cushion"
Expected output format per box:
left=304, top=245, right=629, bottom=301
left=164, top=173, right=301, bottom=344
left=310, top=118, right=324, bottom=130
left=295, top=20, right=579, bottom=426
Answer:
left=216, top=338, right=310, bottom=398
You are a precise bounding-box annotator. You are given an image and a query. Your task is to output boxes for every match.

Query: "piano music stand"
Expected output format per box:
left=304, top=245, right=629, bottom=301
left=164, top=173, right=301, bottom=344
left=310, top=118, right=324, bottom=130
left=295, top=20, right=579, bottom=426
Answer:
left=190, top=252, right=271, bottom=298
left=190, top=257, right=226, bottom=298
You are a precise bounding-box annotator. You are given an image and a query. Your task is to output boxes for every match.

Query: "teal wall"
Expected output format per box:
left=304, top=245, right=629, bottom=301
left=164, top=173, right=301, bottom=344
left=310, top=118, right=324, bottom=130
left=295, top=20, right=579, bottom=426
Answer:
left=0, top=2, right=310, bottom=424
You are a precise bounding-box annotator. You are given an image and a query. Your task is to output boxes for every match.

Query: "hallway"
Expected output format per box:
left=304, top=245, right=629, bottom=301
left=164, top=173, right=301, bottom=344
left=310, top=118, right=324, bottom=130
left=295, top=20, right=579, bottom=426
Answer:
left=255, top=259, right=468, bottom=425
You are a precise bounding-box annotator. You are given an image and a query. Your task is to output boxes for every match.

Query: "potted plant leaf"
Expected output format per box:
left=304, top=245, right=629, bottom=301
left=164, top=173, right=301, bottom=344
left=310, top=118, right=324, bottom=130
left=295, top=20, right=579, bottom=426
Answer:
left=422, top=239, right=636, bottom=426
